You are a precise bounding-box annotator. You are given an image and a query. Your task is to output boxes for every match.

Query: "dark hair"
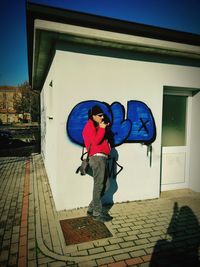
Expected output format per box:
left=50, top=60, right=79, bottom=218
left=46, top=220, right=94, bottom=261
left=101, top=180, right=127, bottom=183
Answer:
left=91, top=105, right=103, bottom=115
left=88, top=105, right=103, bottom=119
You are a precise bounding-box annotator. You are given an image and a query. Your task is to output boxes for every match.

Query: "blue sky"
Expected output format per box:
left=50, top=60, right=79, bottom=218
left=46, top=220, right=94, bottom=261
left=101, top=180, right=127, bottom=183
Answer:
left=0, top=0, right=200, bottom=86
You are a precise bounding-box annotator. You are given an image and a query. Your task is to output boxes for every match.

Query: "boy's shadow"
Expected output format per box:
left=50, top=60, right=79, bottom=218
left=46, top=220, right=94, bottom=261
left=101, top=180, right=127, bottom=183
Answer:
left=101, top=120, right=123, bottom=214
left=101, top=147, right=123, bottom=214
left=150, top=202, right=200, bottom=267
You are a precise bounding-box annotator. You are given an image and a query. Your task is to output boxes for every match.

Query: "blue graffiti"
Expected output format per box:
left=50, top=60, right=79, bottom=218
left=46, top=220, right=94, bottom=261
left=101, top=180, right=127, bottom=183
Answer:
left=66, top=100, right=156, bottom=146
left=110, top=102, right=132, bottom=146
left=127, top=101, right=156, bottom=143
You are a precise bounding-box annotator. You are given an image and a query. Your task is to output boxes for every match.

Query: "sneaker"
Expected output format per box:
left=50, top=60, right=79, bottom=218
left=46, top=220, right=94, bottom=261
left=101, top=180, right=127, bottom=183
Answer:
left=103, top=214, right=113, bottom=220
left=93, top=214, right=113, bottom=222
left=87, top=210, right=93, bottom=216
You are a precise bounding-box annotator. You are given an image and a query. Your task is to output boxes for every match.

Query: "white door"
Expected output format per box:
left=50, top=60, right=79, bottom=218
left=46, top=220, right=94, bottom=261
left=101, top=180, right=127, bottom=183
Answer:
left=161, top=93, right=191, bottom=191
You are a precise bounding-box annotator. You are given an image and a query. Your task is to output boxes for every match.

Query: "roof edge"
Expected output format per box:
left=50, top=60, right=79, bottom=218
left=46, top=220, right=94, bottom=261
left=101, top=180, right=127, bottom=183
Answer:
left=26, top=2, right=200, bottom=89
left=26, top=2, right=200, bottom=45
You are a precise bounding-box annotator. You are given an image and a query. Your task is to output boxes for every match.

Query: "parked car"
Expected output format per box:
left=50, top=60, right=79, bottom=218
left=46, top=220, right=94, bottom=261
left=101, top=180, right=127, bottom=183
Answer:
left=0, top=130, right=13, bottom=147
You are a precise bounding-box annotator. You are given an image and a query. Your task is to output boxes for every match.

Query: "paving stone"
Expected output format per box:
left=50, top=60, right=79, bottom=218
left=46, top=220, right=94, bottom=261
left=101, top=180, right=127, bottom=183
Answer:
left=108, top=261, right=127, bottom=267
left=134, top=220, right=146, bottom=226
left=123, top=235, right=138, bottom=241
left=150, top=230, right=163, bottom=237
left=48, top=261, right=67, bottom=267
left=0, top=261, right=8, bottom=267
left=104, top=244, right=120, bottom=252
left=141, top=254, right=152, bottom=262
left=125, top=257, right=143, bottom=266
left=138, top=233, right=151, bottom=239
left=1, top=155, right=200, bottom=267
left=12, top=225, right=20, bottom=234
left=10, top=243, right=18, bottom=254
left=131, top=225, right=143, bottom=230
left=38, top=256, right=55, bottom=264
left=115, top=232, right=128, bottom=238
left=138, top=262, right=150, bottom=267
left=111, top=224, right=121, bottom=229
left=140, top=228, right=154, bottom=234
left=113, top=253, right=130, bottom=262
left=3, top=230, right=12, bottom=240
left=64, top=245, right=78, bottom=253
left=88, top=247, right=105, bottom=255
left=152, top=226, right=166, bottom=231
left=28, top=231, right=36, bottom=239
left=109, top=237, right=124, bottom=244
left=119, top=241, right=134, bottom=248
left=78, top=259, right=97, bottom=267
left=117, top=227, right=131, bottom=233
left=122, top=222, right=134, bottom=228
left=112, top=220, right=125, bottom=225
left=54, top=244, right=64, bottom=254
left=77, top=242, right=94, bottom=250
left=130, top=249, right=146, bottom=257
left=0, top=249, right=9, bottom=262
left=147, top=236, right=160, bottom=242
left=94, top=239, right=110, bottom=247
left=28, top=248, right=37, bottom=260
left=134, top=239, right=149, bottom=245
left=8, top=253, right=18, bottom=266
left=0, top=228, right=4, bottom=236
left=28, top=259, right=38, bottom=267
left=96, top=256, right=114, bottom=266
left=71, top=250, right=89, bottom=256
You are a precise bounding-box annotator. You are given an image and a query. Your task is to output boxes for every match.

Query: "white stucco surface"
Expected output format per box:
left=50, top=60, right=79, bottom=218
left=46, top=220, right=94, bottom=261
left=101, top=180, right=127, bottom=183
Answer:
left=41, top=48, right=200, bottom=211
left=189, top=91, right=200, bottom=192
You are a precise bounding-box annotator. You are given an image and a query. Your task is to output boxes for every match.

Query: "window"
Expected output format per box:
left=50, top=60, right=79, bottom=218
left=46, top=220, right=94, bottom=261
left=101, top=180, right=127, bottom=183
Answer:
left=162, top=95, right=187, bottom=146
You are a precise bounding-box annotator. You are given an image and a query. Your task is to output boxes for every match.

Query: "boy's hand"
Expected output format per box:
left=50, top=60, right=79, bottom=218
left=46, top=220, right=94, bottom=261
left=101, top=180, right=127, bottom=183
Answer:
left=99, top=122, right=110, bottom=128
left=99, top=122, right=107, bottom=128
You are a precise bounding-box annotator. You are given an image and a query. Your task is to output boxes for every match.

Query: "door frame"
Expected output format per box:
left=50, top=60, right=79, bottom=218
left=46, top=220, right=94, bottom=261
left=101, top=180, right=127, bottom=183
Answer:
left=160, top=88, right=192, bottom=191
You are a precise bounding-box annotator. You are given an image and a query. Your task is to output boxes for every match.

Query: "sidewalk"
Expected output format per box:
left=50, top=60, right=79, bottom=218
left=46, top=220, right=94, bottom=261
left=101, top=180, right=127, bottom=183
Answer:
left=0, top=154, right=200, bottom=267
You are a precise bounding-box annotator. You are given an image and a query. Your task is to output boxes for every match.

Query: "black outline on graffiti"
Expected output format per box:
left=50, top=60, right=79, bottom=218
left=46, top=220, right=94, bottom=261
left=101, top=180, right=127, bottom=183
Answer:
left=66, top=100, right=157, bottom=147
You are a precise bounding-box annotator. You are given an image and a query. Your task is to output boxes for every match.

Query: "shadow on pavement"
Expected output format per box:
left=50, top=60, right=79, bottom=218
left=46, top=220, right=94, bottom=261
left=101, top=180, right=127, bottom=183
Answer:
left=0, top=145, right=39, bottom=157
left=150, top=202, right=200, bottom=267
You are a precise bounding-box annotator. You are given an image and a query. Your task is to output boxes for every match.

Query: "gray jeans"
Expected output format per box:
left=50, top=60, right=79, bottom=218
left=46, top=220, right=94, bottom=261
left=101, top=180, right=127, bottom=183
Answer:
left=88, top=156, right=108, bottom=216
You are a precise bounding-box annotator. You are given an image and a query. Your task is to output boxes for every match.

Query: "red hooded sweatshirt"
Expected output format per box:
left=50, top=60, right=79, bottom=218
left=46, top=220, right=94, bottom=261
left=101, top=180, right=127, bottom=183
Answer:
left=82, top=119, right=111, bottom=156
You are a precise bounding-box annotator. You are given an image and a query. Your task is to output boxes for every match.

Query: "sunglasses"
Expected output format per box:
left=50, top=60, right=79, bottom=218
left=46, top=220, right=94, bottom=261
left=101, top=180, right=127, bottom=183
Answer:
left=96, top=113, right=104, bottom=117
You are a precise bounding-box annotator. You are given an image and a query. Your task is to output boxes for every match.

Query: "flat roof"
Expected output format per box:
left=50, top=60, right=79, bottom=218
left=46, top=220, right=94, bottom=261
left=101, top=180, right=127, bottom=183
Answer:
left=26, top=3, right=200, bottom=91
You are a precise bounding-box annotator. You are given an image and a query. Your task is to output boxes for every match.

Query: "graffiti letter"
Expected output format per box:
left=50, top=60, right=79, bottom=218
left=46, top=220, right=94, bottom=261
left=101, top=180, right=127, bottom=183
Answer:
left=67, top=100, right=156, bottom=146
left=110, top=102, right=132, bottom=146
left=67, top=100, right=111, bottom=145
left=126, top=100, right=156, bottom=144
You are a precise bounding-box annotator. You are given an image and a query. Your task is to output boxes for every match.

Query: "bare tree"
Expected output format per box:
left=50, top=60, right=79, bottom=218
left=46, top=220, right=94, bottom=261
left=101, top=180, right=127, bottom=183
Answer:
left=14, top=81, right=40, bottom=122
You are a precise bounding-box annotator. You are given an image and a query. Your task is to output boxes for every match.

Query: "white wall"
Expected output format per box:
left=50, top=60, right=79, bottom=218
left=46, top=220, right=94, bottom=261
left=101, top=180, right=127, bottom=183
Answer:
left=41, top=60, right=60, bottom=204
left=189, top=91, right=200, bottom=192
left=42, top=49, right=200, bottom=211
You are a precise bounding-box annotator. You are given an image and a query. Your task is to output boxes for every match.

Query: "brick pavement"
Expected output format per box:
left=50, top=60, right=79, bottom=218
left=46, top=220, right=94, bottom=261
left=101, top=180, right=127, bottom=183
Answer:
left=0, top=154, right=200, bottom=266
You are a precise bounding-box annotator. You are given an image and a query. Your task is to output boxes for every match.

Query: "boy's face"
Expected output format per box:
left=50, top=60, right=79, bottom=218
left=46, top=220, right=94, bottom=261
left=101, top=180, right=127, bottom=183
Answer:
left=92, top=113, right=104, bottom=124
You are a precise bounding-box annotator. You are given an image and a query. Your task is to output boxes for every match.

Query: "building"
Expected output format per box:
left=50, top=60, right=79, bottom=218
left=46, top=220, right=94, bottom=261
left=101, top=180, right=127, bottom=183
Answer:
left=0, top=86, right=32, bottom=124
left=0, top=86, right=20, bottom=124
left=27, top=3, right=200, bottom=211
